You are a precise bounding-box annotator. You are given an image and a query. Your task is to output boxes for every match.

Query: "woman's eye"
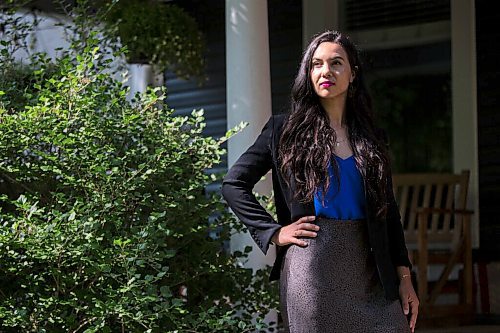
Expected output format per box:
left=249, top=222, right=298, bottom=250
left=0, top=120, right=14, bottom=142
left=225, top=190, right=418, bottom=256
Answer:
left=312, top=62, right=321, bottom=68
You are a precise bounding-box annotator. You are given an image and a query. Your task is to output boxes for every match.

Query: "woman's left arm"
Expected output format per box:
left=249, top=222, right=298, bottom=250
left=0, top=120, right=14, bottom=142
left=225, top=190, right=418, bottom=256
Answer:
left=386, top=168, right=419, bottom=332
left=386, top=169, right=412, bottom=268
left=377, top=128, right=413, bottom=268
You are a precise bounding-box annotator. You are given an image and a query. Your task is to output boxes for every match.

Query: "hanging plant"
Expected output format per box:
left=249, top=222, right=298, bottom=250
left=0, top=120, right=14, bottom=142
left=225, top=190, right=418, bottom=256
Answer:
left=103, top=0, right=205, bottom=81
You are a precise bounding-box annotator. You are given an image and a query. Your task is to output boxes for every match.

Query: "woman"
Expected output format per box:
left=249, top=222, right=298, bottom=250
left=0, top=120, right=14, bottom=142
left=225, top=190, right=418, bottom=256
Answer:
left=221, top=30, right=419, bottom=333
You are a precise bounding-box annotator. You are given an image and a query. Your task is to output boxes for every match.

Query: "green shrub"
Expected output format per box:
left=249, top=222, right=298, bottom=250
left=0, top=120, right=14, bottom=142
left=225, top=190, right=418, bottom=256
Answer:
left=0, top=15, right=278, bottom=333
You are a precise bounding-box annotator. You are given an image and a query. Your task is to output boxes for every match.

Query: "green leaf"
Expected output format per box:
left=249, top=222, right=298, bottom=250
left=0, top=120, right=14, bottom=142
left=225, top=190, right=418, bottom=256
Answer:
left=160, top=286, right=172, bottom=297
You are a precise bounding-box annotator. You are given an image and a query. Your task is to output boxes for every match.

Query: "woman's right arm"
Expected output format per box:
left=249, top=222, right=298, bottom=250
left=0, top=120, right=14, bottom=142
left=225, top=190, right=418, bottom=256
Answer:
left=221, top=116, right=281, bottom=255
left=222, top=116, right=320, bottom=252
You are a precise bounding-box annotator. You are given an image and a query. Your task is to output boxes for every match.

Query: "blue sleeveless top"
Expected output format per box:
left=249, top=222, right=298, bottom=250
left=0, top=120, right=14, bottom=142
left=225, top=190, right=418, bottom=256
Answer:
left=314, top=155, right=367, bottom=220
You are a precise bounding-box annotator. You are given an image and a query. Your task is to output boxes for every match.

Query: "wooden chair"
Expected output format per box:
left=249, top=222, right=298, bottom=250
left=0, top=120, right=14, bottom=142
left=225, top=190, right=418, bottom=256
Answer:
left=392, top=170, right=474, bottom=319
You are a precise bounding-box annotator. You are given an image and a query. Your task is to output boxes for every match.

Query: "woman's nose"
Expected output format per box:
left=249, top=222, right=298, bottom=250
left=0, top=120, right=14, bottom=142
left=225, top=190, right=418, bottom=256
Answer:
left=321, top=64, right=332, bottom=77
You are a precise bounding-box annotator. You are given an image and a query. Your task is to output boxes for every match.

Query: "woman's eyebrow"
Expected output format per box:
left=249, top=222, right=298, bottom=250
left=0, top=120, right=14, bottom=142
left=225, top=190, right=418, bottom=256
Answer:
left=329, top=55, right=344, bottom=61
left=312, top=56, right=344, bottom=61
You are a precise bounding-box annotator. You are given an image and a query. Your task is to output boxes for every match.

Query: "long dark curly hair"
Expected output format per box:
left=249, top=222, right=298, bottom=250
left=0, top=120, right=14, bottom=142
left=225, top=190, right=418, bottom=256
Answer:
left=278, top=30, right=391, bottom=218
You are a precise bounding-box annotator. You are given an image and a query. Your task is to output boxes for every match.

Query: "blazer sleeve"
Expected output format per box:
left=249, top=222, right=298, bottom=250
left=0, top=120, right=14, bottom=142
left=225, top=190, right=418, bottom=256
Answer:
left=379, top=129, right=412, bottom=269
left=386, top=168, right=412, bottom=269
left=221, top=116, right=281, bottom=255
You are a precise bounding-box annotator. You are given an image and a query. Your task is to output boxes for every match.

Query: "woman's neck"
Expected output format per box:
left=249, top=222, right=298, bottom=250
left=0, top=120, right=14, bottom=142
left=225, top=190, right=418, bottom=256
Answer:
left=320, top=96, right=347, bottom=130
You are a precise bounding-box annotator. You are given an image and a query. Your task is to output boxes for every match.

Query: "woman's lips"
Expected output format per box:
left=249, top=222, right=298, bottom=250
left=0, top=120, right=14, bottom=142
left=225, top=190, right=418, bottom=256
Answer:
left=320, top=81, right=335, bottom=88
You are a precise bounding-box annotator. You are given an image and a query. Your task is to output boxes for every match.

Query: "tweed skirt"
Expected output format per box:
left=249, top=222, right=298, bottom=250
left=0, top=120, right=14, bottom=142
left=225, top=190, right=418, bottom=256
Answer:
left=279, top=218, right=410, bottom=333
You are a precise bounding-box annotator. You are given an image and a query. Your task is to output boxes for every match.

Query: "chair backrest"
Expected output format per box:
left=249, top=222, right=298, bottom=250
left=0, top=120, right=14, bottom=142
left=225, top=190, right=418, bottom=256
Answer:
left=392, top=170, right=470, bottom=248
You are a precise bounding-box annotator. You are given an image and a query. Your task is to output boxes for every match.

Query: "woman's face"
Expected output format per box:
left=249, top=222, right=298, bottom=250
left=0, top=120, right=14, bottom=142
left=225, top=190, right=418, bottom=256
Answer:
left=310, top=42, right=355, bottom=101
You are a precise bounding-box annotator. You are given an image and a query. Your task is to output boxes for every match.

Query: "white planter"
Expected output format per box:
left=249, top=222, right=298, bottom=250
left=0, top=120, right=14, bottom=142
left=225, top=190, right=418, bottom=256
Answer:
left=126, top=63, right=164, bottom=100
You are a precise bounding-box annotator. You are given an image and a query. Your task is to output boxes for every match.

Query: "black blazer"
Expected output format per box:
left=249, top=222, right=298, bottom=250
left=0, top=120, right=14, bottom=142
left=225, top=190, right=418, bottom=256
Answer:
left=221, top=113, right=411, bottom=300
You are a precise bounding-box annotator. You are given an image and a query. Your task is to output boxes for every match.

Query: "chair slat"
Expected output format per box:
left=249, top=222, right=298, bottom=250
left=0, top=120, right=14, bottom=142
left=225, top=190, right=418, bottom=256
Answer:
left=443, top=183, right=454, bottom=231
left=431, top=184, right=443, bottom=231
left=408, top=185, right=420, bottom=231
left=422, top=184, right=433, bottom=232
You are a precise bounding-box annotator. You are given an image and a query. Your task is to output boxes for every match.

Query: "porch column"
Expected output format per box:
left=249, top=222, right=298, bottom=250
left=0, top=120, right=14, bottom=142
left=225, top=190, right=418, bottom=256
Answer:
left=451, top=0, right=479, bottom=246
left=225, top=0, right=275, bottom=268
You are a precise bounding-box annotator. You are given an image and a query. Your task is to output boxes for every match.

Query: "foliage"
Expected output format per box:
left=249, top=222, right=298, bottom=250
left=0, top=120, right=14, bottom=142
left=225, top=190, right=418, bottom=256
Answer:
left=0, top=7, right=278, bottom=333
left=102, top=0, right=206, bottom=81
left=0, top=61, right=44, bottom=111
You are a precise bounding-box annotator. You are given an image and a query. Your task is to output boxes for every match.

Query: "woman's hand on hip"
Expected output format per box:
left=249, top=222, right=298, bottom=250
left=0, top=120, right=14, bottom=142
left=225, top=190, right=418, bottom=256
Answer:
left=271, top=216, right=319, bottom=247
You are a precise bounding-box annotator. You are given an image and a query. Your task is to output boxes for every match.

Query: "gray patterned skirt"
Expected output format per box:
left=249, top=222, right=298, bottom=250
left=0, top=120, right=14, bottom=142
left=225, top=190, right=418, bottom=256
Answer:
left=279, top=218, right=411, bottom=333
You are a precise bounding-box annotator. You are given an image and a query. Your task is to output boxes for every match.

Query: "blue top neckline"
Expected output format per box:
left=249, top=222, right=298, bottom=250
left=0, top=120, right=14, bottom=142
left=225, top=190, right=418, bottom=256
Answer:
left=334, top=154, right=354, bottom=161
